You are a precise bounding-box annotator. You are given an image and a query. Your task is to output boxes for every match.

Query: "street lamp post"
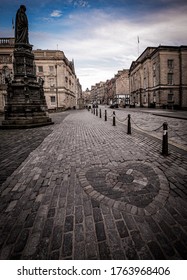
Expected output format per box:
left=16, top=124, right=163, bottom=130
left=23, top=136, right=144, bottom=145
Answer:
left=55, top=64, right=58, bottom=111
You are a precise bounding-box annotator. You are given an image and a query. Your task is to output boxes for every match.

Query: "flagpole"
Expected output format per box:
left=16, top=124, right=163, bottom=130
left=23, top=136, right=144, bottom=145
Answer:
left=137, top=36, right=140, bottom=56
left=12, top=17, right=15, bottom=37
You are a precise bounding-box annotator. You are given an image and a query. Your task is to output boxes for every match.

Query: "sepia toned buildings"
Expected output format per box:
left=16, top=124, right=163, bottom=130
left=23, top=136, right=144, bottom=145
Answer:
left=0, top=38, right=14, bottom=113
left=34, top=49, right=81, bottom=111
left=89, top=45, right=187, bottom=110
left=0, top=37, right=82, bottom=113
left=1, top=39, right=187, bottom=112
left=105, top=78, right=116, bottom=105
left=129, top=45, right=187, bottom=109
left=89, top=69, right=129, bottom=106
left=115, top=69, right=130, bottom=106
left=90, top=81, right=106, bottom=105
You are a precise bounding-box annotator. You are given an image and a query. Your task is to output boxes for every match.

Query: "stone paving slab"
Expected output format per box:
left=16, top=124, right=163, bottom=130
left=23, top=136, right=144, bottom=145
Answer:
left=0, top=109, right=187, bottom=260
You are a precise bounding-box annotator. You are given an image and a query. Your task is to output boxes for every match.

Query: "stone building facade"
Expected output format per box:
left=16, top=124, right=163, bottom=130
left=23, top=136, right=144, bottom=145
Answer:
left=90, top=82, right=105, bottom=105
left=82, top=88, right=91, bottom=106
left=0, top=38, right=14, bottom=113
left=0, top=38, right=81, bottom=113
left=90, top=69, right=129, bottom=106
left=129, top=45, right=187, bottom=109
left=96, top=81, right=105, bottom=104
left=34, top=49, right=80, bottom=111
left=115, top=69, right=130, bottom=106
left=75, top=78, right=83, bottom=109
left=90, top=85, right=97, bottom=104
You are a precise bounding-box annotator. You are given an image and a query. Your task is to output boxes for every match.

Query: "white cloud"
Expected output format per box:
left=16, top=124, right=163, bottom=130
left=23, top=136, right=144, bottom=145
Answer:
left=32, top=5, right=187, bottom=90
left=74, top=1, right=89, bottom=7
left=50, top=10, right=62, bottom=17
left=68, top=0, right=89, bottom=8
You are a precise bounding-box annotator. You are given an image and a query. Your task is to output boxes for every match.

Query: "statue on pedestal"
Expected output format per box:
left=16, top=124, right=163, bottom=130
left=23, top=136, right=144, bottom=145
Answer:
left=1, top=5, right=53, bottom=129
left=15, top=5, right=29, bottom=44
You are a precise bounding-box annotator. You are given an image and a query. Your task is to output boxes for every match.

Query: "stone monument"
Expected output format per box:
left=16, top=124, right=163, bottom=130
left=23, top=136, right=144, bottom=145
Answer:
left=1, top=5, right=53, bottom=128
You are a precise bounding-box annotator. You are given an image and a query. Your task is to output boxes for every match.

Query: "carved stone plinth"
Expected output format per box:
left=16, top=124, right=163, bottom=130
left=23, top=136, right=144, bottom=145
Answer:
left=1, top=44, right=53, bottom=129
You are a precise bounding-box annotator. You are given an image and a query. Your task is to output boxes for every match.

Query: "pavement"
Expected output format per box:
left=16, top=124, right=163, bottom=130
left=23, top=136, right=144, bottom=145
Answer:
left=0, top=108, right=187, bottom=260
left=112, top=106, right=187, bottom=152
left=124, top=107, right=187, bottom=120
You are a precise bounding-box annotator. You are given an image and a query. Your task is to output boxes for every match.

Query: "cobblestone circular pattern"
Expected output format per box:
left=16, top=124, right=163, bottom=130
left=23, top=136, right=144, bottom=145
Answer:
left=79, top=161, right=170, bottom=216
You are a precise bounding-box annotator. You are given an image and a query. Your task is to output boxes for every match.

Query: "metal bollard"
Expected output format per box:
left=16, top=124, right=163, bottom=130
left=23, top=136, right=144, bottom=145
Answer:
left=105, top=110, right=107, bottom=121
left=113, top=111, right=116, bottom=126
left=127, top=114, right=131, bottom=134
left=94, top=108, right=95, bottom=115
left=96, top=108, right=98, bottom=116
left=99, top=108, right=102, bottom=118
left=162, top=122, right=168, bottom=156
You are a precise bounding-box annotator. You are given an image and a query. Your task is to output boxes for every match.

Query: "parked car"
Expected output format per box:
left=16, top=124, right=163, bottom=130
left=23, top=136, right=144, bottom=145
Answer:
left=110, top=103, right=118, bottom=108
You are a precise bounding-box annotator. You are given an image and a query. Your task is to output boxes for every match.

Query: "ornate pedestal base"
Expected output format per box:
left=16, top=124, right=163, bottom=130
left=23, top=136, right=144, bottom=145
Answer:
left=1, top=43, right=53, bottom=129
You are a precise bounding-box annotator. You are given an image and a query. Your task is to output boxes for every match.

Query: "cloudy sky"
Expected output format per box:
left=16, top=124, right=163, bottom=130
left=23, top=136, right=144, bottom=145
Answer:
left=0, top=0, right=187, bottom=90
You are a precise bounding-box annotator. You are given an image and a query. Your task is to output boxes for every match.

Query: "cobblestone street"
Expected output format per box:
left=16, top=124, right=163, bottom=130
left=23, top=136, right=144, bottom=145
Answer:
left=0, top=109, right=187, bottom=260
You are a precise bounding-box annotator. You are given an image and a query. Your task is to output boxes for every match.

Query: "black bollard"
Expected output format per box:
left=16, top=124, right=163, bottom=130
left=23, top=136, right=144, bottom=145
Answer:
left=113, top=111, right=116, bottom=126
left=96, top=108, right=98, bottom=116
left=162, top=122, right=168, bottom=156
left=94, top=108, right=95, bottom=115
left=99, top=108, right=102, bottom=118
left=127, top=114, right=131, bottom=134
left=105, top=109, right=107, bottom=121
